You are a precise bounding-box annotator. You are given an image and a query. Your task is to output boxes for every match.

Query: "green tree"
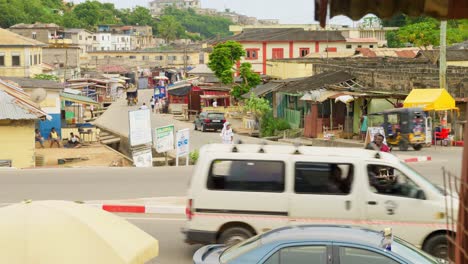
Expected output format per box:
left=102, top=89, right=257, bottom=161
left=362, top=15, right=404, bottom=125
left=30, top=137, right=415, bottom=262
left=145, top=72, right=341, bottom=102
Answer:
left=208, top=41, right=245, bottom=85
left=383, top=15, right=468, bottom=48
left=231, top=62, right=262, bottom=100
left=157, top=15, right=184, bottom=42
left=385, top=31, right=404, bottom=48
left=34, top=74, right=59, bottom=81
left=397, top=19, right=439, bottom=48
left=162, top=6, right=232, bottom=39
left=121, top=6, right=154, bottom=26
left=244, top=93, right=271, bottom=118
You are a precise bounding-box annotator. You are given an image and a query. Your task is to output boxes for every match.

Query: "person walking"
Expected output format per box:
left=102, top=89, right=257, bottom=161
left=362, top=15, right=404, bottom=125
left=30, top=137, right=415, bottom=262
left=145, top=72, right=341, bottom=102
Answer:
left=220, top=122, right=234, bottom=144
left=150, top=96, right=155, bottom=113
left=90, top=104, right=94, bottom=118
left=360, top=112, right=368, bottom=142
left=49, top=127, right=61, bottom=148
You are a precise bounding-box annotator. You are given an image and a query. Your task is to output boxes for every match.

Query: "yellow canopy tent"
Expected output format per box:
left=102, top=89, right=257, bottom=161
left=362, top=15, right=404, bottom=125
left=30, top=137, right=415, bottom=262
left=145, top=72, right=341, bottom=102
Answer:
left=403, top=88, right=458, bottom=111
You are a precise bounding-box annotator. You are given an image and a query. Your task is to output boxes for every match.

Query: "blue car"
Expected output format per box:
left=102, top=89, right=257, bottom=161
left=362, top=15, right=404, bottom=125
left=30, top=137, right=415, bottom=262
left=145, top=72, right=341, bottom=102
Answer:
left=193, top=225, right=446, bottom=264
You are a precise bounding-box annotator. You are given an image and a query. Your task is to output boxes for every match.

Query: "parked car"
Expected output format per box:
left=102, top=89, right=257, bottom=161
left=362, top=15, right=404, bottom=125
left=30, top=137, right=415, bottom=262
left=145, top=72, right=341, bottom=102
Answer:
left=193, top=225, right=446, bottom=264
left=194, top=112, right=226, bottom=132
left=183, top=143, right=457, bottom=259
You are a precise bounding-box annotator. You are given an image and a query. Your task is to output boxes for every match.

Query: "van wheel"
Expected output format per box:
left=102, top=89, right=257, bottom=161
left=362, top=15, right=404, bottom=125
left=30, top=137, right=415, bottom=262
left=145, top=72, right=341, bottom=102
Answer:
left=423, top=234, right=450, bottom=260
left=218, top=227, right=253, bottom=246
left=413, top=144, right=423, bottom=151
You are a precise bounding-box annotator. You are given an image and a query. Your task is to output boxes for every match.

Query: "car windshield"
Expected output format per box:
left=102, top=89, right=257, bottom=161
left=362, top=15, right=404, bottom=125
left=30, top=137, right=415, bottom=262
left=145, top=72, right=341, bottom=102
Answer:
left=208, top=113, right=224, bottom=120
left=392, top=237, right=442, bottom=264
left=399, top=161, right=444, bottom=196
left=220, top=235, right=261, bottom=263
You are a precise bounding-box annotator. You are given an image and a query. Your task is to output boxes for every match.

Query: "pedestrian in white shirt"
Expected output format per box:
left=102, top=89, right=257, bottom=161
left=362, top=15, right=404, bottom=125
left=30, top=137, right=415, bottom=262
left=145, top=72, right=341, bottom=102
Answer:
left=140, top=103, right=148, bottom=110
left=150, top=97, right=155, bottom=113
left=213, top=100, right=217, bottom=108
left=220, top=122, right=234, bottom=144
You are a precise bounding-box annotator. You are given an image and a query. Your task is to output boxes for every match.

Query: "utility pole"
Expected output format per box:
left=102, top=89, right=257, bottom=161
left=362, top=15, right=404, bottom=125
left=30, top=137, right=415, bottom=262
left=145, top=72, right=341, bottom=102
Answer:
left=439, top=21, right=447, bottom=90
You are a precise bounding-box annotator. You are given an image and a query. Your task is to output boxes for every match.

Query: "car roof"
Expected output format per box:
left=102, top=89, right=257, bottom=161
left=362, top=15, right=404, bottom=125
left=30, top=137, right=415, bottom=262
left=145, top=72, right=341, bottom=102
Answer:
left=260, top=225, right=384, bottom=247
left=199, top=144, right=400, bottom=163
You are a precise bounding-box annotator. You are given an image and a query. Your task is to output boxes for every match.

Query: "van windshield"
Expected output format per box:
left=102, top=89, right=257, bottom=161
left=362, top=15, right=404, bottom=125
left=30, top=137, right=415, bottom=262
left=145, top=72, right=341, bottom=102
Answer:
left=220, top=235, right=261, bottom=263
left=399, top=161, right=444, bottom=196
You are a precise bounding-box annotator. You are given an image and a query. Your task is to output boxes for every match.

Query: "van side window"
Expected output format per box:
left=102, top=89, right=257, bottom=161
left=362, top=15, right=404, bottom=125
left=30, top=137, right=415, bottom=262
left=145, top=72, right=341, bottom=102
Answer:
left=295, top=163, right=353, bottom=195
left=208, top=160, right=285, bottom=192
left=367, top=165, right=425, bottom=199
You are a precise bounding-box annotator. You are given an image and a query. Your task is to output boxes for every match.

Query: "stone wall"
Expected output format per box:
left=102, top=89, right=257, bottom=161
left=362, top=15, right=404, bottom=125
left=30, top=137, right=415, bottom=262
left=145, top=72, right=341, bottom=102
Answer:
left=312, top=57, right=468, bottom=98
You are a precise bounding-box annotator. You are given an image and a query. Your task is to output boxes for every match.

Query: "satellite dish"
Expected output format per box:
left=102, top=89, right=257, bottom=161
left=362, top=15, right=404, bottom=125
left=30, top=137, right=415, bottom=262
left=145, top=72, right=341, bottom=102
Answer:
left=31, top=88, right=47, bottom=103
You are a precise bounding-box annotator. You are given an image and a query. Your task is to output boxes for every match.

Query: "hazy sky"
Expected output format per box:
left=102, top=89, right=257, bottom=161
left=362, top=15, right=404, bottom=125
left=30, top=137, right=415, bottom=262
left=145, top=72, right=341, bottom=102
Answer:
left=71, top=0, right=358, bottom=25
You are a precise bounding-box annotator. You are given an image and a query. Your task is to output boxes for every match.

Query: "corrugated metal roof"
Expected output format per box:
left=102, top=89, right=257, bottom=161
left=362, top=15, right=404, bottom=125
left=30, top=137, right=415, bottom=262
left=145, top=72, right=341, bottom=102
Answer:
left=60, top=92, right=99, bottom=105
left=1, top=77, right=63, bottom=90
left=0, top=90, right=40, bottom=120
left=242, top=82, right=283, bottom=98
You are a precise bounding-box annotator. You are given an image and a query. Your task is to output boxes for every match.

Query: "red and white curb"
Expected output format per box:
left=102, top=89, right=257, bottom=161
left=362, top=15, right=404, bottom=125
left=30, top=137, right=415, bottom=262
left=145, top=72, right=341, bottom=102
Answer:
left=86, top=203, right=185, bottom=214
left=401, top=156, right=432, bottom=163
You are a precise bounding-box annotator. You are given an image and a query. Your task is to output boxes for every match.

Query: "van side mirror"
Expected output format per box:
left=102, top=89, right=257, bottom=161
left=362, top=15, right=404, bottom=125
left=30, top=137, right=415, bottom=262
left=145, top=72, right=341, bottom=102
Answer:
left=416, top=189, right=426, bottom=200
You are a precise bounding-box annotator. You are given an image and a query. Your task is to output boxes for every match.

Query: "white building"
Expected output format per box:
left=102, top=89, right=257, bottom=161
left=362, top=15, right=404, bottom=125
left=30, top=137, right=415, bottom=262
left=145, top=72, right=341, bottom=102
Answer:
left=92, top=32, right=112, bottom=51
left=149, top=0, right=201, bottom=16
left=111, top=34, right=132, bottom=51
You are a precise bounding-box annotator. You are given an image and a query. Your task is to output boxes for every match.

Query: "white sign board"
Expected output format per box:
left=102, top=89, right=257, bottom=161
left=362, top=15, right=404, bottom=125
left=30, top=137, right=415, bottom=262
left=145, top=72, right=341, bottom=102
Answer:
left=365, top=126, right=387, bottom=146
left=132, top=149, right=153, bottom=168
left=153, top=125, right=175, bottom=153
left=176, top=128, right=190, bottom=166
left=128, top=109, right=152, bottom=146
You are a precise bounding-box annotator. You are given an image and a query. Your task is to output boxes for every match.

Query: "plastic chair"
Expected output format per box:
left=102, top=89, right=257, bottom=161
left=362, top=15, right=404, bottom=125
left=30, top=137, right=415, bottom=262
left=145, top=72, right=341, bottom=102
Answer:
left=434, top=128, right=450, bottom=146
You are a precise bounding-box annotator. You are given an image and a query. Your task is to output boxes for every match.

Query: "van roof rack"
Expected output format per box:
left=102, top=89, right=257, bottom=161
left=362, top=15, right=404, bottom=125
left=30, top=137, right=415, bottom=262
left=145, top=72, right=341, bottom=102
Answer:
left=258, top=141, right=267, bottom=153
left=293, top=142, right=302, bottom=155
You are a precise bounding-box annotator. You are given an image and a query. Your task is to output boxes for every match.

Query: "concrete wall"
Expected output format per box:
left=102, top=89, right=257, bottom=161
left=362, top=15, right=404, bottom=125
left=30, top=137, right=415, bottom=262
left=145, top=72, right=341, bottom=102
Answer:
left=267, top=60, right=313, bottom=79
left=0, top=120, right=36, bottom=168
left=9, top=28, right=53, bottom=44
left=42, top=47, right=80, bottom=68
left=0, top=47, right=43, bottom=77
left=312, top=58, right=468, bottom=95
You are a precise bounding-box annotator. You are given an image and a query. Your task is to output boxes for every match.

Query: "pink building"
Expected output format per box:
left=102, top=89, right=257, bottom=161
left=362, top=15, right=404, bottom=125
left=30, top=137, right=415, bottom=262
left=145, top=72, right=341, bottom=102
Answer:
left=218, top=28, right=346, bottom=74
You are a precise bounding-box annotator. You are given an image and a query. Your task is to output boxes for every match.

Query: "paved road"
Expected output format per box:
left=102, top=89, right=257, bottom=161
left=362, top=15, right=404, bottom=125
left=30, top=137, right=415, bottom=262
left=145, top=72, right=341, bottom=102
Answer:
left=0, top=146, right=462, bottom=203
left=0, top=166, right=191, bottom=203
left=126, top=215, right=198, bottom=264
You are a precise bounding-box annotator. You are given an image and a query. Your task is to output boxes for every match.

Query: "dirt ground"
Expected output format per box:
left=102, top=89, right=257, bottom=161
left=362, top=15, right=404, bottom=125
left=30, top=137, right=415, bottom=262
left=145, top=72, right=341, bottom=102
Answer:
left=35, top=142, right=132, bottom=168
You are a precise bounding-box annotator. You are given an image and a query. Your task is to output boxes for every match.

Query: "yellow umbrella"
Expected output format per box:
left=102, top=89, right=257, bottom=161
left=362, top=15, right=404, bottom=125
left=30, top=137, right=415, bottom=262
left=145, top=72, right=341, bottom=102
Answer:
left=0, top=200, right=159, bottom=264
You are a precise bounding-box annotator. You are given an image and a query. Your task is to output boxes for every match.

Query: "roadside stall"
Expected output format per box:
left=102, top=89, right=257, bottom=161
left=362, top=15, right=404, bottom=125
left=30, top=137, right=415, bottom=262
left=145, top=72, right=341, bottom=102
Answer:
left=403, top=88, right=459, bottom=146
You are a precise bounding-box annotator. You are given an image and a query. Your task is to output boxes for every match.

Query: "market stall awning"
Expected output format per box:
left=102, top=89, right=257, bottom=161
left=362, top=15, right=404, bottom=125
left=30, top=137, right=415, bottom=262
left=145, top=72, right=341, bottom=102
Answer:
left=60, top=92, right=99, bottom=106
left=200, top=94, right=230, bottom=99
left=403, top=88, right=457, bottom=111
left=167, top=85, right=191, bottom=96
